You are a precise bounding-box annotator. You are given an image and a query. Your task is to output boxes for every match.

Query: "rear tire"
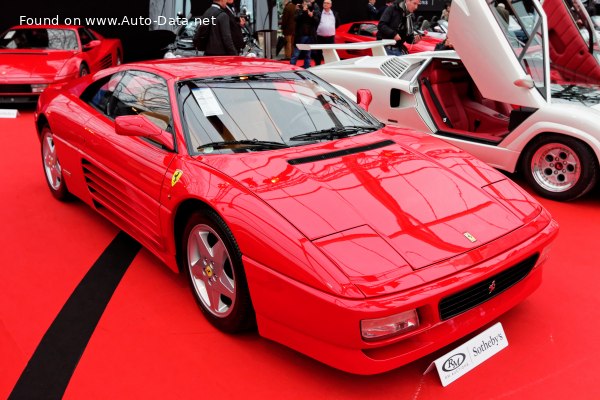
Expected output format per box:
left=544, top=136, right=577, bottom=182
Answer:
left=41, top=126, right=71, bottom=201
left=79, top=64, right=89, bottom=77
left=521, top=134, right=597, bottom=201
left=181, top=209, right=255, bottom=333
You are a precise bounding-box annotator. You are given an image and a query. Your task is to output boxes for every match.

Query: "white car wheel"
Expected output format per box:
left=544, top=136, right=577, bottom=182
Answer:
left=522, top=135, right=598, bottom=201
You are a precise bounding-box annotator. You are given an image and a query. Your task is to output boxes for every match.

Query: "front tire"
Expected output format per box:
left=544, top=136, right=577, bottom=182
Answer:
left=182, top=209, right=255, bottom=333
left=41, top=126, right=70, bottom=200
left=521, top=134, right=598, bottom=201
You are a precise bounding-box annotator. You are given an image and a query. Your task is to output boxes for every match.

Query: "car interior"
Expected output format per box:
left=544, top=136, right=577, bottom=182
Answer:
left=544, top=0, right=600, bottom=84
left=419, top=59, right=513, bottom=144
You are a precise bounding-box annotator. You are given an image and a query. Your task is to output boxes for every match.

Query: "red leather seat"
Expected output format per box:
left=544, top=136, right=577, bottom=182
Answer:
left=428, top=68, right=470, bottom=130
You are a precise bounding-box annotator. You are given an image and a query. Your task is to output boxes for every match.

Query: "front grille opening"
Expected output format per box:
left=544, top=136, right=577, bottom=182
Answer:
left=439, top=254, right=539, bottom=320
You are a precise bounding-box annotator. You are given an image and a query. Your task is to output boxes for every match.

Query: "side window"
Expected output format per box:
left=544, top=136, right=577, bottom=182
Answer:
left=78, top=28, right=93, bottom=46
left=81, top=72, right=124, bottom=114
left=349, top=24, right=360, bottom=35
left=110, top=70, right=172, bottom=131
left=359, top=24, right=377, bottom=37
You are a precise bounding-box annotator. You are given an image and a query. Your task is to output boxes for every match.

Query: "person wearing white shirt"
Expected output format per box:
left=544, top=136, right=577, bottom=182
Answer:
left=313, top=0, right=339, bottom=65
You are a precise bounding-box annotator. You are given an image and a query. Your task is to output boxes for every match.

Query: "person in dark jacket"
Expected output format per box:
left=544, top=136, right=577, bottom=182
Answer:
left=290, top=0, right=320, bottom=68
left=195, top=0, right=237, bottom=56
left=282, top=0, right=297, bottom=59
left=226, top=0, right=245, bottom=54
left=377, top=0, right=421, bottom=55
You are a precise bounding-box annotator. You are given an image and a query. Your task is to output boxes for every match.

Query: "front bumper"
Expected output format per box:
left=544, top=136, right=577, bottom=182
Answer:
left=244, top=211, right=558, bottom=374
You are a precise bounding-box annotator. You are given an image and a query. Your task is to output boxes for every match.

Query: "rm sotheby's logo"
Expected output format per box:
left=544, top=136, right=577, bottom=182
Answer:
left=441, top=353, right=466, bottom=372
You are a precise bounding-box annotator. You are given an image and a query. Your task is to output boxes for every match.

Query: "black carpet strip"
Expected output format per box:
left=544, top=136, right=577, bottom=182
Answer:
left=9, top=231, right=141, bottom=400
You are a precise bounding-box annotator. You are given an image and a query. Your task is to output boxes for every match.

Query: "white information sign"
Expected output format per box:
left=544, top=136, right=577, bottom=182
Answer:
left=192, top=88, right=223, bottom=117
left=425, top=322, right=508, bottom=387
left=0, top=109, right=19, bottom=118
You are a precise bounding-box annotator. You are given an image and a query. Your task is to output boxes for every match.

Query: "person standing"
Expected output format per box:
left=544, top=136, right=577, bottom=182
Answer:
left=367, top=0, right=378, bottom=19
left=313, top=0, right=339, bottom=65
left=377, top=1, right=394, bottom=20
left=290, top=0, right=320, bottom=69
left=282, top=0, right=297, bottom=60
left=377, top=0, right=421, bottom=55
left=195, top=0, right=237, bottom=56
left=441, top=1, right=451, bottom=21
left=226, top=0, right=246, bottom=54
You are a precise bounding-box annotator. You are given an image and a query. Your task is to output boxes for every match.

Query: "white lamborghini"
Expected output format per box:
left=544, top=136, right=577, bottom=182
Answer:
left=300, top=0, right=600, bottom=201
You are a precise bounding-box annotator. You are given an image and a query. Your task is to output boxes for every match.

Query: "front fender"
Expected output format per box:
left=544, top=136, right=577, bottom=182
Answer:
left=162, top=158, right=363, bottom=300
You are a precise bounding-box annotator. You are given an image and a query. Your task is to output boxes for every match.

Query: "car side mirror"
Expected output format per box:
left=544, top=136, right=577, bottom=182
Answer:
left=356, top=89, right=373, bottom=111
left=115, top=115, right=175, bottom=151
left=83, top=40, right=101, bottom=51
left=514, top=76, right=535, bottom=89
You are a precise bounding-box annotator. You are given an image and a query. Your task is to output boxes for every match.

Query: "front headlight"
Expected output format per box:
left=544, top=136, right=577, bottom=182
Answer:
left=361, top=309, right=419, bottom=341
left=31, top=84, right=49, bottom=93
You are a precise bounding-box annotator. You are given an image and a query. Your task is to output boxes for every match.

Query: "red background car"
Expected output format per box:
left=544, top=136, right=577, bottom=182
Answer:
left=0, top=25, right=122, bottom=103
left=335, top=21, right=442, bottom=59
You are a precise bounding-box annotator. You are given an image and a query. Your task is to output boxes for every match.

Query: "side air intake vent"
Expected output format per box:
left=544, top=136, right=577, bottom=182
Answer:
left=380, top=58, right=410, bottom=79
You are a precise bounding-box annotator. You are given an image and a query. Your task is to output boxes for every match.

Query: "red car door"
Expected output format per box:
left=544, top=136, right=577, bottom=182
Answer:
left=80, top=70, right=177, bottom=253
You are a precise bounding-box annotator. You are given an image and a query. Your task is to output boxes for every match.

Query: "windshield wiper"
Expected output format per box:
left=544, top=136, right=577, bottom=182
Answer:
left=289, top=125, right=381, bottom=142
left=197, top=139, right=289, bottom=152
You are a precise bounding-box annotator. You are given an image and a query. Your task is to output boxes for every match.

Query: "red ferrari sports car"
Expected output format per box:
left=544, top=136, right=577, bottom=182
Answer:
left=335, top=21, right=442, bottom=59
left=35, top=57, right=558, bottom=374
left=0, top=25, right=122, bottom=103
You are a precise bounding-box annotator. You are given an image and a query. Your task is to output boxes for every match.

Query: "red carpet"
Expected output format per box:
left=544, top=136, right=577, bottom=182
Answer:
left=1, top=111, right=600, bottom=399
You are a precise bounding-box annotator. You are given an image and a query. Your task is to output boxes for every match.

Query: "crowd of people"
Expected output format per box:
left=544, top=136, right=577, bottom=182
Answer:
left=193, top=0, right=455, bottom=64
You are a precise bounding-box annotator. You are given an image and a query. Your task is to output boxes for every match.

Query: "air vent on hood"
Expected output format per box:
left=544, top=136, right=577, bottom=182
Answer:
left=380, top=58, right=410, bottom=78
left=288, top=140, right=394, bottom=165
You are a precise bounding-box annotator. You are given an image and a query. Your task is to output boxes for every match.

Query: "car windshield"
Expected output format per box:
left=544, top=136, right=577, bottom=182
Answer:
left=489, top=0, right=548, bottom=99
left=178, top=70, right=382, bottom=155
left=0, top=28, right=78, bottom=50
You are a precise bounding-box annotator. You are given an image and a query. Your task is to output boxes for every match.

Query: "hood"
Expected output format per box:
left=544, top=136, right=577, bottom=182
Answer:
left=0, top=50, right=73, bottom=80
left=202, top=131, right=526, bottom=270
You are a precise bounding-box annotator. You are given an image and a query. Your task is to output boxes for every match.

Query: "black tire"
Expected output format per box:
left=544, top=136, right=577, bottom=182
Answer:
left=41, top=126, right=71, bottom=201
left=181, top=209, right=255, bottom=333
left=521, top=134, right=598, bottom=201
left=79, top=63, right=89, bottom=77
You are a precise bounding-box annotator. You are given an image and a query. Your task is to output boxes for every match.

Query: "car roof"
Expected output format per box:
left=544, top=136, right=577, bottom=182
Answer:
left=122, top=57, right=303, bottom=81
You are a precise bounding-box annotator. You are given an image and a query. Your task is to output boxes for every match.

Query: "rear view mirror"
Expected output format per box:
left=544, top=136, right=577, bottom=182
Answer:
left=115, top=115, right=174, bottom=151
left=513, top=76, right=535, bottom=89
left=356, top=89, right=373, bottom=111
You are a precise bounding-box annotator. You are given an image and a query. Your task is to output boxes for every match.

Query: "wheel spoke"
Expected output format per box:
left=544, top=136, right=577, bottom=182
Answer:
left=189, top=258, right=205, bottom=281
left=217, top=273, right=235, bottom=296
left=50, top=167, right=60, bottom=186
left=210, top=240, right=228, bottom=275
left=208, top=283, right=223, bottom=313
